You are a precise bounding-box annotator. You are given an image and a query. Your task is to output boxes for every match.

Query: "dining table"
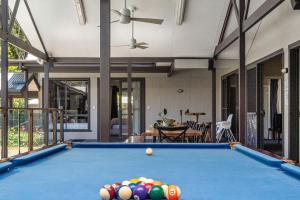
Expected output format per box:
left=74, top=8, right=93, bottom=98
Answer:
left=141, top=125, right=204, bottom=143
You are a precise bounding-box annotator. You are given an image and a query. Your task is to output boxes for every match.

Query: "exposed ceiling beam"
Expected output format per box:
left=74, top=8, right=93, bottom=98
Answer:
left=214, top=29, right=239, bottom=57
left=9, top=0, right=20, bottom=33
left=218, top=1, right=233, bottom=45
left=9, top=57, right=209, bottom=66
left=208, top=59, right=215, bottom=71
left=24, top=0, right=49, bottom=59
left=231, top=0, right=240, bottom=25
left=53, top=57, right=176, bottom=64
left=0, top=29, right=47, bottom=60
left=167, top=62, right=175, bottom=77
left=22, top=64, right=171, bottom=73
left=175, top=0, right=186, bottom=25
left=18, top=61, right=165, bottom=68
left=52, top=57, right=211, bottom=64
left=74, top=0, right=87, bottom=25
left=106, top=57, right=175, bottom=63
left=214, top=0, right=284, bottom=58
left=243, top=0, right=284, bottom=32
left=244, top=0, right=250, bottom=20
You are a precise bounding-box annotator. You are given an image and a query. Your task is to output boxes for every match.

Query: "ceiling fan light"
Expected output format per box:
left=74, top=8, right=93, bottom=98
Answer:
left=119, top=8, right=131, bottom=24
left=176, top=0, right=186, bottom=25
left=74, top=0, right=86, bottom=25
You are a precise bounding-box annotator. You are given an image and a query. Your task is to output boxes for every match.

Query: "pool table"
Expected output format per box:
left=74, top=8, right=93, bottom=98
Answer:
left=0, top=143, right=300, bottom=200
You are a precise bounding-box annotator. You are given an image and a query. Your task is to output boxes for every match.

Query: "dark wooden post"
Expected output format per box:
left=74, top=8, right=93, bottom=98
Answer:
left=52, top=110, right=57, bottom=145
left=210, top=60, right=216, bottom=143
left=1, top=0, right=9, bottom=158
left=238, top=0, right=246, bottom=143
left=289, top=48, right=300, bottom=161
left=43, top=62, right=51, bottom=145
left=256, top=64, right=264, bottom=148
left=99, top=0, right=111, bottom=142
left=118, top=80, right=123, bottom=138
left=24, top=69, right=29, bottom=108
left=18, top=109, right=21, bottom=154
left=28, top=109, right=34, bottom=151
left=59, top=110, right=64, bottom=143
left=127, top=61, right=132, bottom=138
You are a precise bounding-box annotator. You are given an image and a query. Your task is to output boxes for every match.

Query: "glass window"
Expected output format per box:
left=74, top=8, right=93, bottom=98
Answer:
left=49, top=79, right=89, bottom=131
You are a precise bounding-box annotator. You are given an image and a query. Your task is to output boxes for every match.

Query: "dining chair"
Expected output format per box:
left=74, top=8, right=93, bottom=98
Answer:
left=216, top=114, right=236, bottom=143
left=157, top=126, right=188, bottom=143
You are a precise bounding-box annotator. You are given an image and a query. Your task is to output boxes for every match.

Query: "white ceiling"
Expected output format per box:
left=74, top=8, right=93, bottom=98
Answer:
left=9, top=0, right=269, bottom=60
left=9, top=0, right=232, bottom=58
left=218, top=0, right=267, bottom=59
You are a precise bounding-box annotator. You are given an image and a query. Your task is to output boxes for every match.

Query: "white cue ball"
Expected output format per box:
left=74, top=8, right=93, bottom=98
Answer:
left=146, top=148, right=153, bottom=156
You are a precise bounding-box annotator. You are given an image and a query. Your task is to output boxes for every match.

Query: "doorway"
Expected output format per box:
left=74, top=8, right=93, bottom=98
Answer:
left=97, top=78, right=145, bottom=142
left=289, top=42, right=300, bottom=162
left=257, top=54, right=284, bottom=156
left=221, top=71, right=239, bottom=141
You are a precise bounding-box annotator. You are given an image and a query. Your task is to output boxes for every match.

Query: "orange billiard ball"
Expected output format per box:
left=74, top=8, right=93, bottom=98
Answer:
left=152, top=180, right=163, bottom=186
left=167, top=185, right=181, bottom=200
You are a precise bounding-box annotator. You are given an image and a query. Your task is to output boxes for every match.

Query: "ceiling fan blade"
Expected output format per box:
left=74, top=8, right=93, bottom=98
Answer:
left=111, top=9, right=122, bottom=16
left=111, top=19, right=120, bottom=23
left=131, top=17, right=164, bottom=25
left=135, top=42, right=148, bottom=46
left=111, top=44, right=129, bottom=47
left=98, top=19, right=120, bottom=27
left=136, top=45, right=149, bottom=49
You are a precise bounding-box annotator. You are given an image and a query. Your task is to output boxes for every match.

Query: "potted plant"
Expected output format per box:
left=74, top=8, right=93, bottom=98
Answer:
left=158, top=108, right=175, bottom=127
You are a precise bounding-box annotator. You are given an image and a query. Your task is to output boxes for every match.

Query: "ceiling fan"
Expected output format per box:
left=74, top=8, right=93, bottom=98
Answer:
left=112, top=11, right=148, bottom=50
left=112, top=38, right=148, bottom=50
left=111, top=0, right=164, bottom=25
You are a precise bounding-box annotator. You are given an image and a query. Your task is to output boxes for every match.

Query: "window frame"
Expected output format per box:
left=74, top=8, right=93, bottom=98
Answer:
left=43, top=78, right=91, bottom=132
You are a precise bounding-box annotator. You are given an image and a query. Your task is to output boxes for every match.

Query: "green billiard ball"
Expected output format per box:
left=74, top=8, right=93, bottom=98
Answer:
left=149, top=185, right=164, bottom=200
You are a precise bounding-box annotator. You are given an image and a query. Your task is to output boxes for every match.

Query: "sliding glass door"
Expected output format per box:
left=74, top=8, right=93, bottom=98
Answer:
left=101, top=78, right=145, bottom=141
left=120, top=80, right=142, bottom=135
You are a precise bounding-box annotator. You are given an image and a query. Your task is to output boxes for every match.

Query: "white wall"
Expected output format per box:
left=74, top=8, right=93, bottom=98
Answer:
left=242, top=1, right=300, bottom=158
left=145, top=69, right=212, bottom=128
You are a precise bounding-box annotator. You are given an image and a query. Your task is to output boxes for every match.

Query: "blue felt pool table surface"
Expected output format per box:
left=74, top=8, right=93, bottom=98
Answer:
left=0, top=144, right=300, bottom=200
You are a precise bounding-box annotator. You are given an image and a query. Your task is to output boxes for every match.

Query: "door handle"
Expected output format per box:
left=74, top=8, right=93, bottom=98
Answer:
left=261, top=110, right=265, bottom=116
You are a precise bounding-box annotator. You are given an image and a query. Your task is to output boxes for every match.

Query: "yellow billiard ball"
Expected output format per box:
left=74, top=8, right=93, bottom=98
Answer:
left=146, top=148, right=153, bottom=156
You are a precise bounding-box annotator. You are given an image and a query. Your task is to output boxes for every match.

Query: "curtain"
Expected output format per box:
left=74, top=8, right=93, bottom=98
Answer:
left=270, top=79, right=278, bottom=130
left=111, top=86, right=119, bottom=119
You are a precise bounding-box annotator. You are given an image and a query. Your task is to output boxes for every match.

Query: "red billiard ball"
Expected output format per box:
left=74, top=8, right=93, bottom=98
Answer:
left=143, top=183, right=153, bottom=193
left=99, top=185, right=115, bottom=200
left=112, top=182, right=122, bottom=190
